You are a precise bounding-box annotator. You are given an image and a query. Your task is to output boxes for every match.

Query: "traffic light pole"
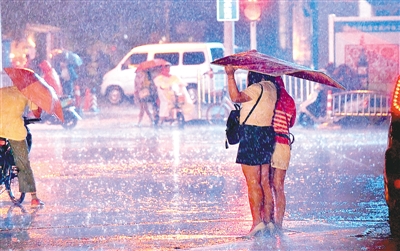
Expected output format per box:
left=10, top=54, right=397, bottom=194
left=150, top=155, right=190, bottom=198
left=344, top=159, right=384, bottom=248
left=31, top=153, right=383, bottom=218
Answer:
left=224, top=21, right=235, bottom=56
left=250, top=21, right=257, bottom=50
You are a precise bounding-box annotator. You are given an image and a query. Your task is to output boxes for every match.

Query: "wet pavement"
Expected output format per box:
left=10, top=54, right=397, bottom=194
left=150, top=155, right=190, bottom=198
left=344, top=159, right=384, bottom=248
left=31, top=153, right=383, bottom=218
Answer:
left=0, top=100, right=399, bottom=250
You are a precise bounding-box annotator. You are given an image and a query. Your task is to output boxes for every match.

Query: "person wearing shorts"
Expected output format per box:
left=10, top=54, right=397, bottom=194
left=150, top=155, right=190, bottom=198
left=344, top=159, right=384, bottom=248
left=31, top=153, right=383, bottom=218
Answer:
left=225, top=65, right=277, bottom=238
left=270, top=76, right=297, bottom=233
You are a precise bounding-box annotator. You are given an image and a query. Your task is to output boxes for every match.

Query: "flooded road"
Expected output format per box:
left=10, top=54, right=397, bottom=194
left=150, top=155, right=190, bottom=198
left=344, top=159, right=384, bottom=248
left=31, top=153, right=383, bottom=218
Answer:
left=0, top=103, right=395, bottom=250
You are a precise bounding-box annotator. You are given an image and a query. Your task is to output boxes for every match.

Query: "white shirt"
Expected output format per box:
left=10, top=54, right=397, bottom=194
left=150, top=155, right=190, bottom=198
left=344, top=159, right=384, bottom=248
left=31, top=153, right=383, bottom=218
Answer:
left=240, top=81, right=277, bottom=126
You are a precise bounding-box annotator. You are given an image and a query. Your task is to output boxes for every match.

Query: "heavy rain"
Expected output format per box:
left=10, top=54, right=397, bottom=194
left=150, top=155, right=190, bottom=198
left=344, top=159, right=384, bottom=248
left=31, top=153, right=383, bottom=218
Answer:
left=1, top=1, right=400, bottom=250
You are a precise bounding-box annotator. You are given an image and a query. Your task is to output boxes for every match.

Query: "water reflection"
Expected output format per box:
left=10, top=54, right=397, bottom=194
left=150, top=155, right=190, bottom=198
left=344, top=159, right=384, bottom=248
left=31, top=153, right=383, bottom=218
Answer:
left=0, top=204, right=41, bottom=246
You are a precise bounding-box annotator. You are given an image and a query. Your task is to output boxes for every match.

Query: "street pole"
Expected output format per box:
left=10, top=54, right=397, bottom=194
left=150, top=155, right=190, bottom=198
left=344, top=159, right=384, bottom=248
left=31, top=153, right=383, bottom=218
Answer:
left=165, top=1, right=171, bottom=42
left=224, top=21, right=235, bottom=56
left=250, top=21, right=257, bottom=50
left=310, top=0, right=318, bottom=69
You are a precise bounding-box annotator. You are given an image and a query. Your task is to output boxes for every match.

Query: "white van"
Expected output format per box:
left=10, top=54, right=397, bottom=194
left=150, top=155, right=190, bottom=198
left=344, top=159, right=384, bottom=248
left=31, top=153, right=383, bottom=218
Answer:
left=100, top=42, right=225, bottom=105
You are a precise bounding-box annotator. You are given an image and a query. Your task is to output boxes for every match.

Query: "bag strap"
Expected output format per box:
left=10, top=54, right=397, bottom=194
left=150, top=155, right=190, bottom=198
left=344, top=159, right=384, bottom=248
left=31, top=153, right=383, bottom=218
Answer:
left=281, top=106, right=295, bottom=148
left=242, top=84, right=263, bottom=125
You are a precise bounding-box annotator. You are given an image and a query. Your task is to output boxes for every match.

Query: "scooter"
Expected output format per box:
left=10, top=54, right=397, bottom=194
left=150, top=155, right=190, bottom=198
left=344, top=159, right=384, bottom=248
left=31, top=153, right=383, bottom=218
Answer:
left=298, top=85, right=327, bottom=128
left=158, top=92, right=186, bottom=129
left=40, top=96, right=82, bottom=129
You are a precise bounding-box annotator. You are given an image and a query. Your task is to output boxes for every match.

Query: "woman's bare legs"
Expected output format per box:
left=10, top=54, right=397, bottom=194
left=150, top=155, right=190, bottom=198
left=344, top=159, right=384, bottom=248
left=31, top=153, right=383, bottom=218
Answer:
left=137, top=103, right=145, bottom=125
left=241, top=164, right=264, bottom=232
left=142, top=102, right=153, bottom=121
left=138, top=101, right=153, bottom=125
left=260, top=164, right=273, bottom=224
left=271, top=168, right=287, bottom=230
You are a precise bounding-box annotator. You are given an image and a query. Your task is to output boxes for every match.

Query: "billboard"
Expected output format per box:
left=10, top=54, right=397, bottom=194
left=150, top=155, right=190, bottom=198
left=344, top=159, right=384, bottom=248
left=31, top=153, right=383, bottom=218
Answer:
left=329, top=15, right=400, bottom=92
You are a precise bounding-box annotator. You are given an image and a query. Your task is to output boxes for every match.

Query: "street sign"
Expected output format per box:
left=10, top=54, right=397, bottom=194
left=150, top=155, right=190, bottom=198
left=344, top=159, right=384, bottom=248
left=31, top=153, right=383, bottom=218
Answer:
left=217, top=0, right=239, bottom=22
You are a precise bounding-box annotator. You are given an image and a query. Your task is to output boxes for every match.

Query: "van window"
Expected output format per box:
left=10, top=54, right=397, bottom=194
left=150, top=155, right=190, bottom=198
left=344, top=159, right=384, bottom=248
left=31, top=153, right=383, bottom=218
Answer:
left=154, top=53, right=179, bottom=66
left=183, top=52, right=205, bottom=65
left=128, top=53, right=148, bottom=65
left=210, top=48, right=224, bottom=61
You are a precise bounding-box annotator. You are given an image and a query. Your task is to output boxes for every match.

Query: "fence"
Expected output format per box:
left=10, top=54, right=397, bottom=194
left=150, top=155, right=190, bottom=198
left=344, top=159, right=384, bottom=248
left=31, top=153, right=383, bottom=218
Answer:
left=331, top=90, right=391, bottom=118
left=195, top=70, right=318, bottom=119
left=195, top=71, right=392, bottom=121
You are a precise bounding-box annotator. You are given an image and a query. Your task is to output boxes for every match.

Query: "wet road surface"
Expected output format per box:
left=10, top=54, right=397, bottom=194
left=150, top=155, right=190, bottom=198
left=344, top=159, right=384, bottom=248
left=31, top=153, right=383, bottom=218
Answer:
left=0, top=102, right=398, bottom=250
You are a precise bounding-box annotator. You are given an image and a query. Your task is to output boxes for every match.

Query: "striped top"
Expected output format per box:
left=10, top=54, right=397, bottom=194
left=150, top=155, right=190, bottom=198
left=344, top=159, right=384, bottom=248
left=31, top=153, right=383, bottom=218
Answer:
left=273, top=88, right=297, bottom=145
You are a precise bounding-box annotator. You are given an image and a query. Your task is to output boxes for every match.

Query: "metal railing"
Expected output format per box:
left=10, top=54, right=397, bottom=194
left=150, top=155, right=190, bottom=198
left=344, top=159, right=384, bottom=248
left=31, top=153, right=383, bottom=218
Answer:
left=331, top=90, right=391, bottom=117
left=197, top=71, right=316, bottom=99
left=195, top=71, right=391, bottom=121
left=195, top=71, right=319, bottom=119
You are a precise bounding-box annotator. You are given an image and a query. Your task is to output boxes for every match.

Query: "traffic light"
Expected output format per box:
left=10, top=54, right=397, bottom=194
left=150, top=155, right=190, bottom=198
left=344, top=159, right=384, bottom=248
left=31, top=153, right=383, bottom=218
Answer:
left=241, top=0, right=261, bottom=21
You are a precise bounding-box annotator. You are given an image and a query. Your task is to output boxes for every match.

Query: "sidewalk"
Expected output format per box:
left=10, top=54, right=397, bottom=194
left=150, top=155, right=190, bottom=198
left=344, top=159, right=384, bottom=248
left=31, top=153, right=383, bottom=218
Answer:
left=187, top=221, right=381, bottom=250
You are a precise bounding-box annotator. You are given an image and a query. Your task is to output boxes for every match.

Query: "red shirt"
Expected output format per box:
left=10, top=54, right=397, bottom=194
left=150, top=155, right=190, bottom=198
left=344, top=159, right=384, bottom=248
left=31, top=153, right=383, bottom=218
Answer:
left=272, top=88, right=296, bottom=145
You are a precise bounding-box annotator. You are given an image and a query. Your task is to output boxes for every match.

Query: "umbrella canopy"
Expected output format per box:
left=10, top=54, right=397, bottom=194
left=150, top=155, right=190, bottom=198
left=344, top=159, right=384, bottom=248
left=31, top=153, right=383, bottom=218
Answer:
left=135, top=59, right=171, bottom=73
left=211, top=50, right=345, bottom=90
left=4, top=67, right=64, bottom=122
left=51, top=49, right=83, bottom=67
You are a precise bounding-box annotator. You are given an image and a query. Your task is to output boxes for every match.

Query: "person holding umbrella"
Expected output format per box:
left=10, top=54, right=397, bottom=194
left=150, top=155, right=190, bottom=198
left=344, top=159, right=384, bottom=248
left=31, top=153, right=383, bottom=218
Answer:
left=213, top=50, right=344, bottom=237
left=134, top=69, right=154, bottom=126
left=1, top=67, right=64, bottom=207
left=224, top=65, right=277, bottom=238
left=0, top=82, right=44, bottom=207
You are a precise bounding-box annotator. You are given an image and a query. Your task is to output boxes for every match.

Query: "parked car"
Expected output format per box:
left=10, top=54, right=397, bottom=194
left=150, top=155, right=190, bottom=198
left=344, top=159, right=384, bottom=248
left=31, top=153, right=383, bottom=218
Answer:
left=100, top=42, right=225, bottom=105
left=384, top=75, right=400, bottom=237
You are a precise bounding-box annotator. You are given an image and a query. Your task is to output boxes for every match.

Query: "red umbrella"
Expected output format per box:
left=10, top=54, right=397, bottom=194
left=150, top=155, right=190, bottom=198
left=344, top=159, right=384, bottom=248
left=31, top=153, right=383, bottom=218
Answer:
left=212, top=50, right=345, bottom=90
left=4, top=67, right=64, bottom=122
left=135, top=59, right=171, bottom=72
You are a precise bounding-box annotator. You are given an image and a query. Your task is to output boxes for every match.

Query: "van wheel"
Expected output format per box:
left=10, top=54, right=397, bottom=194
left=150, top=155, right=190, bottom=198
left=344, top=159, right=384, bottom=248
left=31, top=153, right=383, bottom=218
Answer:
left=187, top=85, right=198, bottom=104
left=106, top=86, right=124, bottom=105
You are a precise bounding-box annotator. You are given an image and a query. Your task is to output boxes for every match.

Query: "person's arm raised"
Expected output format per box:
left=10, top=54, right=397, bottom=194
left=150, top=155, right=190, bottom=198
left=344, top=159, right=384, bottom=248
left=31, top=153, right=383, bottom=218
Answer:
left=225, top=65, right=251, bottom=103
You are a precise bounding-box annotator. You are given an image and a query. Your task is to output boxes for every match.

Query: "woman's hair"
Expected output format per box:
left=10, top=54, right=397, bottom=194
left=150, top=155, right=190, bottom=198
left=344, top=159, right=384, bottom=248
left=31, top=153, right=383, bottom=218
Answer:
left=247, top=71, right=275, bottom=86
left=247, top=72, right=284, bottom=99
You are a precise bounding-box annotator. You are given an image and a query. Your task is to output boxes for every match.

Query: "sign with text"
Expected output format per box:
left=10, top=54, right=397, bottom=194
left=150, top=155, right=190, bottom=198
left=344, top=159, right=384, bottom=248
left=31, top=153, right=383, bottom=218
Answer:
left=217, top=0, right=239, bottom=21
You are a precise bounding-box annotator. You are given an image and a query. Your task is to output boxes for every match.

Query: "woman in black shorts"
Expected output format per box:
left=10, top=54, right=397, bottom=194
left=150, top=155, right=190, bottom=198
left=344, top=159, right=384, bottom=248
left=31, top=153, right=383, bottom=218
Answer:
left=225, top=65, right=277, bottom=237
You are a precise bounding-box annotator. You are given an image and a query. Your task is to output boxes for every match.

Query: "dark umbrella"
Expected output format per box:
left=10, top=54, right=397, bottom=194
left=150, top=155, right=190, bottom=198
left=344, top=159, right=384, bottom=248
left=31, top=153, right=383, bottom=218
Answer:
left=212, top=50, right=345, bottom=90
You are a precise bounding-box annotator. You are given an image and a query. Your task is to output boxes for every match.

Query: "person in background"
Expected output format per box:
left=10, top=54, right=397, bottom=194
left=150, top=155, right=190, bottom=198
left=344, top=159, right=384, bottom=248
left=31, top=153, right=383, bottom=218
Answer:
left=224, top=65, right=277, bottom=238
left=39, top=60, right=63, bottom=96
left=152, top=63, right=176, bottom=125
left=0, top=85, right=44, bottom=207
left=134, top=70, right=154, bottom=126
left=152, top=63, right=194, bottom=124
left=269, top=75, right=297, bottom=234
left=59, top=61, right=78, bottom=96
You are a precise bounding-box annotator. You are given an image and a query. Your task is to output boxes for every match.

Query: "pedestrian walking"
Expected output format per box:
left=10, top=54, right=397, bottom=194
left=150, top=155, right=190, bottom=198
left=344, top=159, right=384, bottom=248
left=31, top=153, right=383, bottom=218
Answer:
left=134, top=70, right=154, bottom=126
left=270, top=76, right=297, bottom=234
left=224, top=65, right=277, bottom=238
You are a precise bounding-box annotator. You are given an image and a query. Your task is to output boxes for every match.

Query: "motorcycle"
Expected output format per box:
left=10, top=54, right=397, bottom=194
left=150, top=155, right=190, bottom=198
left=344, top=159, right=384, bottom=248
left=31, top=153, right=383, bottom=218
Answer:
left=298, top=84, right=327, bottom=128
left=0, top=118, right=39, bottom=204
left=40, top=95, right=82, bottom=129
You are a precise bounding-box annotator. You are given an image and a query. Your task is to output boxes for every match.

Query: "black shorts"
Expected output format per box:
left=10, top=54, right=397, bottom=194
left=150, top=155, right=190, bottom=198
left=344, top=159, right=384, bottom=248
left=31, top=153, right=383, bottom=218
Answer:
left=236, top=125, right=275, bottom=166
